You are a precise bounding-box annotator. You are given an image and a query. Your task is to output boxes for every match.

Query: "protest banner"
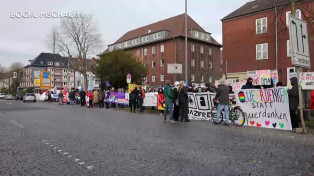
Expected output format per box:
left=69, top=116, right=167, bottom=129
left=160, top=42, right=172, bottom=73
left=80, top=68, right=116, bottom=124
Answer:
left=157, top=94, right=165, bottom=110
left=109, top=91, right=129, bottom=105
left=235, top=88, right=292, bottom=130
left=247, top=70, right=271, bottom=85
left=270, top=70, right=278, bottom=85
left=143, top=92, right=158, bottom=107
left=128, top=84, right=147, bottom=93
left=188, top=92, right=215, bottom=121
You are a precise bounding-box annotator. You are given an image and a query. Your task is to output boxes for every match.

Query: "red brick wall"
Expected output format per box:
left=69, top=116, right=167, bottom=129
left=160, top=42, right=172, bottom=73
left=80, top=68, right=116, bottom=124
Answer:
left=222, top=1, right=314, bottom=85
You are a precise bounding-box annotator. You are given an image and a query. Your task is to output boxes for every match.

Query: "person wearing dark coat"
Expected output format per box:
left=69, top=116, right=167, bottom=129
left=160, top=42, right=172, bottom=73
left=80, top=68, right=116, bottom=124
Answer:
left=288, top=77, right=300, bottom=128
left=69, top=90, right=75, bottom=105
left=79, top=90, right=86, bottom=107
left=130, top=87, right=139, bottom=113
left=178, top=81, right=190, bottom=122
left=214, top=79, right=230, bottom=125
left=241, top=77, right=255, bottom=89
left=172, top=81, right=180, bottom=121
left=98, top=90, right=105, bottom=108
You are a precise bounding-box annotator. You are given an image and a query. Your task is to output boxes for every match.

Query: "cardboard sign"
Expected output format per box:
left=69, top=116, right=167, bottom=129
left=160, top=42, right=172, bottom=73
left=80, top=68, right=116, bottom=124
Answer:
left=232, top=80, right=246, bottom=91
left=188, top=92, right=215, bottom=121
left=247, top=70, right=271, bottom=85
left=128, top=84, right=147, bottom=93
left=288, top=72, right=314, bottom=90
left=143, top=92, right=158, bottom=107
left=235, top=88, right=292, bottom=130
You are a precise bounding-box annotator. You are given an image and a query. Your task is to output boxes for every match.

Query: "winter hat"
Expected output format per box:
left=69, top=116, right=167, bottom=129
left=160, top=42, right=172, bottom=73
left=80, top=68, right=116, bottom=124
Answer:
left=165, top=80, right=170, bottom=85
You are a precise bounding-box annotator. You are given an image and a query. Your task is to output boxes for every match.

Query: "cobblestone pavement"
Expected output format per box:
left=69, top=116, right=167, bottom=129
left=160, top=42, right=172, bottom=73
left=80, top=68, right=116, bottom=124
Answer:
left=0, top=100, right=313, bottom=176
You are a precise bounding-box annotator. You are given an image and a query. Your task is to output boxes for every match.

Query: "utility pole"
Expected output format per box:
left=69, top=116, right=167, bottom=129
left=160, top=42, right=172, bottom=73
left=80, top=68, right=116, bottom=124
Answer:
left=291, top=0, right=307, bottom=133
left=185, top=0, right=188, bottom=84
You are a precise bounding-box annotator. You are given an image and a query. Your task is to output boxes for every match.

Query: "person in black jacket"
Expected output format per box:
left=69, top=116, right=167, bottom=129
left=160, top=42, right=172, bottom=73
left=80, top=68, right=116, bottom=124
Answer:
left=172, top=81, right=180, bottom=121
left=130, top=87, right=139, bottom=113
left=288, top=77, right=300, bottom=128
left=178, top=81, right=190, bottom=122
left=69, top=90, right=75, bottom=105
left=241, top=77, right=255, bottom=89
left=214, top=79, right=230, bottom=125
left=79, top=90, right=86, bottom=107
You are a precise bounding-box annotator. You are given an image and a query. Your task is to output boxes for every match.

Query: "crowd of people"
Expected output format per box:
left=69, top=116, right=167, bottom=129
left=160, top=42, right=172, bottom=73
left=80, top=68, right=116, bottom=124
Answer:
left=40, top=76, right=301, bottom=128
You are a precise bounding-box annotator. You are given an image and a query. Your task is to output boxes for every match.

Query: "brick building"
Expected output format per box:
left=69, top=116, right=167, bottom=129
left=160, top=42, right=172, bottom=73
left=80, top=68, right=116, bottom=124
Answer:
left=21, top=53, right=99, bottom=90
left=222, top=0, right=314, bottom=85
left=105, top=14, right=222, bottom=87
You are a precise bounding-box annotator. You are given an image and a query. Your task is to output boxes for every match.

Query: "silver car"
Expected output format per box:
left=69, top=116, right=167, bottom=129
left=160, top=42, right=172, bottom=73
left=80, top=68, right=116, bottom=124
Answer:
left=23, top=93, right=36, bottom=102
left=4, top=94, right=13, bottom=100
left=0, top=93, right=5, bottom=99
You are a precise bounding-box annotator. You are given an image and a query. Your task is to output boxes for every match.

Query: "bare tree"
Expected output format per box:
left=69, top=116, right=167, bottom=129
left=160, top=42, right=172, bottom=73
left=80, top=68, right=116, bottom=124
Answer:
left=47, top=14, right=103, bottom=90
left=0, top=64, right=6, bottom=85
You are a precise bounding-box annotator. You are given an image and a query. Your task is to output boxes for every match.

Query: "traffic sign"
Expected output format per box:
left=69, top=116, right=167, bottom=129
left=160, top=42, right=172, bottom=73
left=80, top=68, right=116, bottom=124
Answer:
left=289, top=15, right=311, bottom=68
left=167, top=64, right=182, bottom=74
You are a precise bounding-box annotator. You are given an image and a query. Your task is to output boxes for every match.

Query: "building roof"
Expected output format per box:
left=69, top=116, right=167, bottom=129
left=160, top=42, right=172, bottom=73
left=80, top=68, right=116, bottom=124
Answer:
left=28, top=53, right=72, bottom=68
left=113, top=13, right=221, bottom=46
left=222, top=0, right=301, bottom=21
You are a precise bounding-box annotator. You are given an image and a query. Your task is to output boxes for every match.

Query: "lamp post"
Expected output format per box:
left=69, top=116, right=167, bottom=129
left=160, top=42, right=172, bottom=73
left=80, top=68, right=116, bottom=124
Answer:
left=185, top=0, right=188, bottom=83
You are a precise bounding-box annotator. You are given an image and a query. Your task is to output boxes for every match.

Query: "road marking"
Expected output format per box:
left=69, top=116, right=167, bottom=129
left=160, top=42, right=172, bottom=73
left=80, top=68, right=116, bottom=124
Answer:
left=87, top=166, right=93, bottom=170
left=10, top=120, right=24, bottom=129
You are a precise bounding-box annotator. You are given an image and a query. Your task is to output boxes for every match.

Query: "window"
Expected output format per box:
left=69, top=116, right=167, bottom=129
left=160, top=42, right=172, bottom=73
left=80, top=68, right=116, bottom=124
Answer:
left=144, top=63, right=147, bottom=67
left=195, top=31, right=199, bottom=38
left=152, top=61, right=156, bottom=68
left=118, top=43, right=122, bottom=49
left=191, top=74, right=195, bottom=81
left=152, top=75, right=156, bottom=82
left=143, top=76, right=147, bottom=82
left=200, top=33, right=204, bottom=39
left=201, top=75, right=204, bottom=82
left=152, top=47, right=156, bottom=54
left=142, top=36, right=149, bottom=43
left=40, top=61, right=44, bottom=64
left=256, top=43, right=268, bottom=60
left=153, top=32, right=161, bottom=39
left=191, top=59, right=195, bottom=66
left=144, top=48, right=148, bottom=55
left=205, top=34, right=210, bottom=41
left=132, top=39, right=139, bottom=45
left=208, top=48, right=212, bottom=56
left=256, top=17, right=267, bottom=34
left=55, top=62, right=60, bottom=66
left=209, top=61, right=213, bottom=68
left=160, top=44, right=164, bottom=52
left=200, top=46, right=204, bottom=54
left=148, top=29, right=151, bottom=33
left=161, top=59, right=164, bottom=67
left=200, top=60, right=204, bottom=68
left=191, top=44, right=195, bottom=52
left=47, top=61, right=53, bottom=66
left=208, top=76, right=213, bottom=82
left=160, top=74, right=164, bottom=82
left=124, top=42, right=128, bottom=47
left=287, top=40, right=291, bottom=57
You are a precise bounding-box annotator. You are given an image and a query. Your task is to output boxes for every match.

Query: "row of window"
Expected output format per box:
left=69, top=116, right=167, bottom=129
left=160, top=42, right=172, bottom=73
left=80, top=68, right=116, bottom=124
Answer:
left=191, top=44, right=213, bottom=55
left=255, top=40, right=292, bottom=60
left=193, top=30, right=211, bottom=41
left=144, top=45, right=165, bottom=55
left=147, top=74, right=213, bottom=83
left=255, top=9, right=301, bottom=34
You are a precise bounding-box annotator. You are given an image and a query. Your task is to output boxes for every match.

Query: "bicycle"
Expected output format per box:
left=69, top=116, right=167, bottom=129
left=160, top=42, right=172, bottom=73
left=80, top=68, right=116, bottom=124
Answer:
left=210, top=98, right=245, bottom=127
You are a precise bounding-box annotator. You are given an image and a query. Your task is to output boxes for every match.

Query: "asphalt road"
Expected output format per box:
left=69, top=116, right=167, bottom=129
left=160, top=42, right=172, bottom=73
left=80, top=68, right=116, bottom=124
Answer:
left=0, top=100, right=313, bottom=176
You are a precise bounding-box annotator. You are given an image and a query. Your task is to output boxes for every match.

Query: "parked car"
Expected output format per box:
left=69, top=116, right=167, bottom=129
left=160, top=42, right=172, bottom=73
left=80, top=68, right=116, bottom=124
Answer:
left=0, top=93, right=5, bottom=99
left=4, top=94, right=13, bottom=100
left=23, top=93, right=36, bottom=102
left=15, top=94, right=23, bottom=101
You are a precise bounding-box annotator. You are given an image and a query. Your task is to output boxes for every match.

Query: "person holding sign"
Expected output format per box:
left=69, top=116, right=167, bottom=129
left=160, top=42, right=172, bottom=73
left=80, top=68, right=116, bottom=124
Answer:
left=241, top=77, right=255, bottom=89
left=214, top=79, right=230, bottom=126
left=288, top=77, right=300, bottom=128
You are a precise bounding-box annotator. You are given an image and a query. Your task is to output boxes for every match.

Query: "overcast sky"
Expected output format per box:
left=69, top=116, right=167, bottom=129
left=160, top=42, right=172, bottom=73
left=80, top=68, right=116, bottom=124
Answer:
left=0, top=0, right=250, bottom=67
